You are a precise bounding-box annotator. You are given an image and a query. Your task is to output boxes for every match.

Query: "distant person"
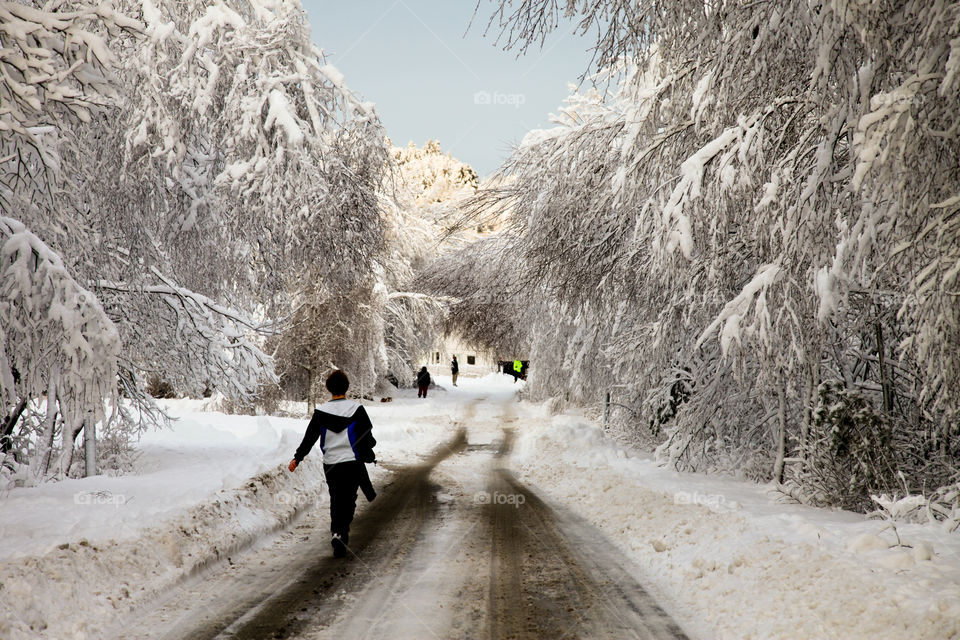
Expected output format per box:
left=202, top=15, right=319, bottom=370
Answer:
left=288, top=370, right=376, bottom=558
left=451, top=355, right=459, bottom=386
left=417, top=366, right=431, bottom=398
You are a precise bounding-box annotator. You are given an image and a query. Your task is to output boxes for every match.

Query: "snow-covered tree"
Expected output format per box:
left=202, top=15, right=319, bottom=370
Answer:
left=104, top=0, right=393, bottom=408
left=0, top=0, right=414, bottom=482
left=0, top=2, right=142, bottom=482
left=126, top=0, right=388, bottom=295
left=418, top=229, right=528, bottom=358
left=392, top=139, right=478, bottom=206
left=0, top=1, right=138, bottom=215
left=0, top=217, right=120, bottom=483
left=438, top=0, right=960, bottom=507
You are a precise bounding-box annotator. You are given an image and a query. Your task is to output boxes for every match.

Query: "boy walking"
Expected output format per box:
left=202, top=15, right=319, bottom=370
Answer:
left=288, top=370, right=376, bottom=558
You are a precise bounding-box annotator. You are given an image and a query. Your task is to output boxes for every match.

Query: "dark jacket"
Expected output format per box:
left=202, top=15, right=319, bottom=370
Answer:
left=451, top=359, right=459, bottom=374
left=417, top=368, right=431, bottom=387
left=294, top=400, right=376, bottom=464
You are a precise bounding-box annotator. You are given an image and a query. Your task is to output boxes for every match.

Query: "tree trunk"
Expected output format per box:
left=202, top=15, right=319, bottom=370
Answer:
left=773, top=381, right=787, bottom=484
left=800, top=362, right=813, bottom=455
left=799, top=358, right=820, bottom=473
left=1, top=398, right=28, bottom=454
left=36, top=370, right=59, bottom=479
left=602, top=391, right=611, bottom=432
left=84, top=418, right=97, bottom=477
left=306, top=366, right=315, bottom=415
left=942, top=415, right=952, bottom=457
left=55, top=421, right=84, bottom=478
left=875, top=319, right=894, bottom=413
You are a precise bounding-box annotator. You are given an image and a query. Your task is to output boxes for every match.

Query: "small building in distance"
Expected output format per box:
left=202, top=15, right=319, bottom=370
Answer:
left=425, top=335, right=496, bottom=380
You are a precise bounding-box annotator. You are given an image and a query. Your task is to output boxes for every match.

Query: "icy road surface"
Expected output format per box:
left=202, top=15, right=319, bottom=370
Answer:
left=114, top=402, right=688, bottom=640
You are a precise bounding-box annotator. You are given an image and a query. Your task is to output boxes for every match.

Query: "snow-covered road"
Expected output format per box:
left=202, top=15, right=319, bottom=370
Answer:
left=112, top=403, right=687, bottom=640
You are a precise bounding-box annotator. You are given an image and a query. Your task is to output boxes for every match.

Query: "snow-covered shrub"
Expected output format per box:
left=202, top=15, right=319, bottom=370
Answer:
left=870, top=494, right=931, bottom=525
left=870, top=483, right=960, bottom=533
left=648, top=370, right=693, bottom=438
left=93, top=422, right=141, bottom=476
left=218, top=381, right=283, bottom=417
left=791, top=382, right=898, bottom=511
left=146, top=377, right=177, bottom=399
left=927, top=482, right=960, bottom=532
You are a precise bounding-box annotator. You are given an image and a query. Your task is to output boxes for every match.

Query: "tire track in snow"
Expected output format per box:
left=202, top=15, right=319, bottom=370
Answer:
left=486, top=429, right=689, bottom=639
left=116, top=428, right=466, bottom=640
left=120, top=400, right=689, bottom=640
left=219, top=428, right=468, bottom=640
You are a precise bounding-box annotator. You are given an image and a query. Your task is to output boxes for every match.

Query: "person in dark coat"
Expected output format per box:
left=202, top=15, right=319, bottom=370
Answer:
left=451, top=355, right=459, bottom=386
left=417, top=366, right=431, bottom=398
left=288, top=370, right=376, bottom=558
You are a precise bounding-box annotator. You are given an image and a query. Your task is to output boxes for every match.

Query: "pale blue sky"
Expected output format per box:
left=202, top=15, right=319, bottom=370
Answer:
left=301, top=1, right=598, bottom=176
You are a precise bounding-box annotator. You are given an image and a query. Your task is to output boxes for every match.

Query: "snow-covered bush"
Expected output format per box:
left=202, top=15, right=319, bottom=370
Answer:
left=871, top=483, right=960, bottom=533
left=927, top=483, right=960, bottom=532
left=218, top=380, right=283, bottom=417
left=146, top=376, right=177, bottom=399
left=792, top=382, right=898, bottom=511
left=870, top=494, right=932, bottom=526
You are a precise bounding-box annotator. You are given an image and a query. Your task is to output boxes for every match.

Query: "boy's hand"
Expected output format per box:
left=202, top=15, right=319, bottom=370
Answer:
left=288, top=459, right=298, bottom=472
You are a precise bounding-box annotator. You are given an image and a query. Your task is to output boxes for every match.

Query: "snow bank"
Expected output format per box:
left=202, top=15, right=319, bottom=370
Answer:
left=511, top=410, right=960, bottom=640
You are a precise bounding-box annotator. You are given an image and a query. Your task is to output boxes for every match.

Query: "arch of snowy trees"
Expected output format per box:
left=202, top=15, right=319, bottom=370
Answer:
left=2, top=0, right=959, bottom=519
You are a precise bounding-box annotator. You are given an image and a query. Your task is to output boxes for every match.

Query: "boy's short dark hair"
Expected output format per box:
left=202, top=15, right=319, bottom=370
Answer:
left=326, top=370, right=349, bottom=396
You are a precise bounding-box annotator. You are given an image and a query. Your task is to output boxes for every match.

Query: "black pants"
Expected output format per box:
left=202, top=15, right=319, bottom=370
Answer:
left=324, top=461, right=363, bottom=541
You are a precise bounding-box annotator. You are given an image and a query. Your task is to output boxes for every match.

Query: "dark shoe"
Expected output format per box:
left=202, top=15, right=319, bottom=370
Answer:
left=332, top=534, right=347, bottom=558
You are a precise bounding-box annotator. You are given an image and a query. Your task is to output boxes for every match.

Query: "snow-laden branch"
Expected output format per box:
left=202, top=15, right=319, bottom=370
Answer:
left=0, top=1, right=141, bottom=130
left=93, top=269, right=275, bottom=402
left=96, top=266, right=270, bottom=334
left=1, top=216, right=120, bottom=480
left=696, top=264, right=783, bottom=356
